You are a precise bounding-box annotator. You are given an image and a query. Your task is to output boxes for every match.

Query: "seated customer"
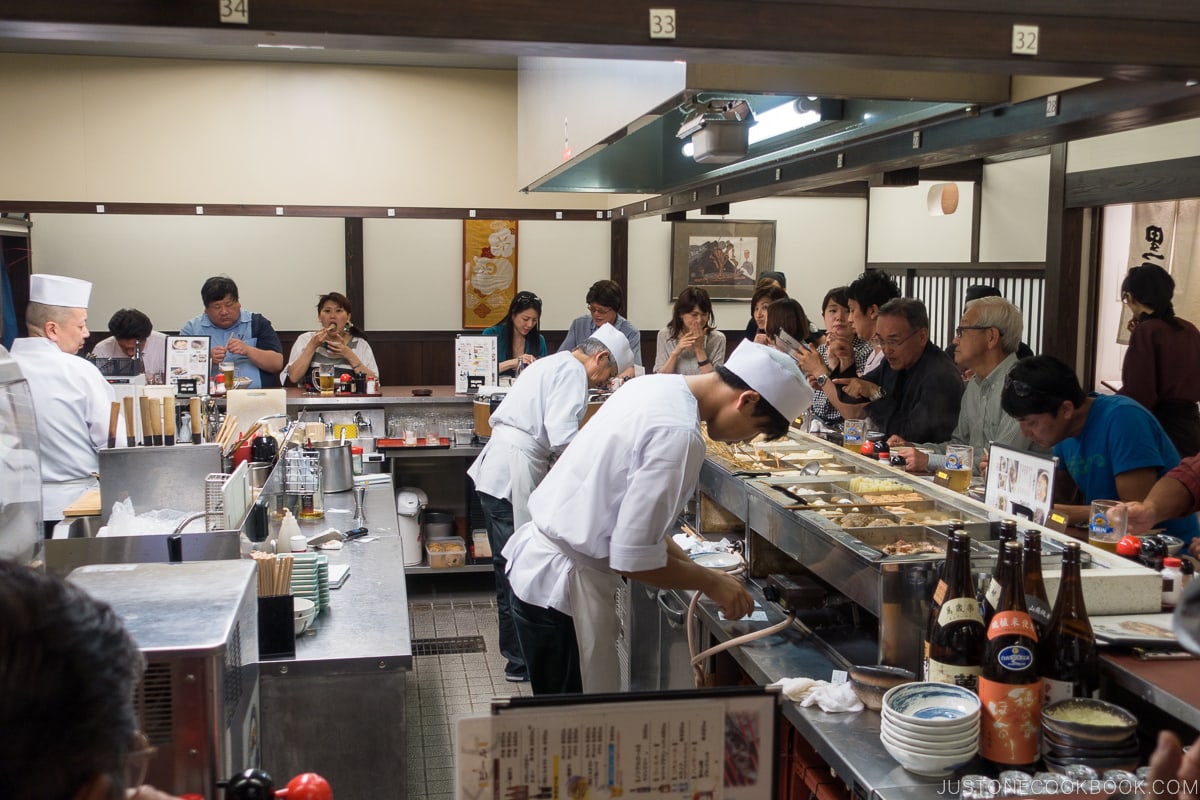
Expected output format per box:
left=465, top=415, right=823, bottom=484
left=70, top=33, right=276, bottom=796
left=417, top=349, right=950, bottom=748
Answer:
left=180, top=276, right=283, bottom=389
left=944, top=284, right=1036, bottom=367
left=655, top=286, right=725, bottom=374
left=0, top=560, right=181, bottom=800
left=797, top=286, right=873, bottom=430
left=743, top=271, right=787, bottom=337
left=90, top=308, right=168, bottom=384
left=891, top=296, right=1033, bottom=473
left=999, top=355, right=1200, bottom=544
left=558, top=279, right=640, bottom=376
left=845, top=270, right=901, bottom=374
left=761, top=297, right=816, bottom=349
left=747, top=284, right=788, bottom=344
left=284, top=291, right=378, bottom=388
left=483, top=290, right=547, bottom=378
left=830, top=297, right=963, bottom=443
left=1120, top=454, right=1200, bottom=557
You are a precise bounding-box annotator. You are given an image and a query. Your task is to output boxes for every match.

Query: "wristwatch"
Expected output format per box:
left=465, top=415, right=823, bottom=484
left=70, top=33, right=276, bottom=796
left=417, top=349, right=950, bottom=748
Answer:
left=869, top=386, right=887, bottom=402
left=815, top=374, right=828, bottom=388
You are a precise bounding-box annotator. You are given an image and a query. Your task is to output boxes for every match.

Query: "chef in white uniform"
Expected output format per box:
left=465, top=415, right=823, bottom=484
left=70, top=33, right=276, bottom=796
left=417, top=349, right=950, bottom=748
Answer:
left=504, top=341, right=813, bottom=694
left=468, top=324, right=635, bottom=682
left=10, top=274, right=114, bottom=533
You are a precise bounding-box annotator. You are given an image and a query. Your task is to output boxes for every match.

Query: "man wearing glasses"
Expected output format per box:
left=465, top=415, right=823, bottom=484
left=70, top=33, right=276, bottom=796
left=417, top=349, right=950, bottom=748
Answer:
left=999, top=355, right=1199, bottom=546
left=830, top=297, right=963, bottom=443
left=890, top=296, right=1034, bottom=473
left=0, top=560, right=180, bottom=800
left=558, top=280, right=641, bottom=377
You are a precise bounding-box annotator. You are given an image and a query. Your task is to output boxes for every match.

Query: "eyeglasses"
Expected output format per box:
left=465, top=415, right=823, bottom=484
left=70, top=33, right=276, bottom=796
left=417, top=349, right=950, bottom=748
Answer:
left=869, top=329, right=920, bottom=351
left=587, top=304, right=614, bottom=316
left=124, top=731, right=157, bottom=790
left=1003, top=374, right=1040, bottom=397
left=954, top=324, right=997, bottom=338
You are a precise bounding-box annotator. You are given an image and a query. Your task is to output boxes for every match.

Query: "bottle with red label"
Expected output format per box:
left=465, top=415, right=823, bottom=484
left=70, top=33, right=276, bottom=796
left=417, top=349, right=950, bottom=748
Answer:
left=979, top=540, right=1042, bottom=772
left=926, top=531, right=985, bottom=690
left=1038, top=541, right=1098, bottom=705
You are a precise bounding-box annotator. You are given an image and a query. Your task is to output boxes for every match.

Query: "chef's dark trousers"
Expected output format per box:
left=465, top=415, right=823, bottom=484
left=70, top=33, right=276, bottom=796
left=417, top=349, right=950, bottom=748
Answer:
left=511, top=595, right=582, bottom=695
left=478, top=492, right=526, bottom=675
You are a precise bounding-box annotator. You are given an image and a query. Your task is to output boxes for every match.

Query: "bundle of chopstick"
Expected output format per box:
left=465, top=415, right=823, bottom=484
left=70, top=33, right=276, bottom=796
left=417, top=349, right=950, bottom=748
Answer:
left=223, top=422, right=263, bottom=458
left=213, top=414, right=242, bottom=455
left=251, top=551, right=293, bottom=597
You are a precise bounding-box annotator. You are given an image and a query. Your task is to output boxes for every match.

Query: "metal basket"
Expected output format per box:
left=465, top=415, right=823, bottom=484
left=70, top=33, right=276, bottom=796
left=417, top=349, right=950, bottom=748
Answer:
left=204, top=472, right=230, bottom=531
left=283, top=450, right=321, bottom=495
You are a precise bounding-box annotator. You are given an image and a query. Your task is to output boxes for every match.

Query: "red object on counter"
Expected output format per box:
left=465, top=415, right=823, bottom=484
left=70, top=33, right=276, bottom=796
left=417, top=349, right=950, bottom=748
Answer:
left=860, top=441, right=875, bottom=456
left=276, top=773, right=333, bottom=800
left=232, top=441, right=252, bottom=468
left=1116, top=535, right=1143, bottom=558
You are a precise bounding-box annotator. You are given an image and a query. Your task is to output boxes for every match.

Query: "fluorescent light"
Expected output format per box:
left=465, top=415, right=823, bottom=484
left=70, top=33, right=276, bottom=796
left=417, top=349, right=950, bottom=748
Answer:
left=256, top=43, right=326, bottom=51
left=748, top=102, right=821, bottom=145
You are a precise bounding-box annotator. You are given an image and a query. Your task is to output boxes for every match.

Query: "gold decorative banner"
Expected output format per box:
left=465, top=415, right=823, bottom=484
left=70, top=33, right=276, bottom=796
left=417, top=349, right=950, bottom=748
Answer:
left=463, top=219, right=518, bottom=328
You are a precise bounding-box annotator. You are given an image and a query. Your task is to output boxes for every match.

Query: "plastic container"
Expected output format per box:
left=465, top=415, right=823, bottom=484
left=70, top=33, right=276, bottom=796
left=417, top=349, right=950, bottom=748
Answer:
left=1163, top=557, right=1183, bottom=608
left=351, top=446, right=363, bottom=475
left=426, top=536, right=467, bottom=568
left=423, top=510, right=455, bottom=540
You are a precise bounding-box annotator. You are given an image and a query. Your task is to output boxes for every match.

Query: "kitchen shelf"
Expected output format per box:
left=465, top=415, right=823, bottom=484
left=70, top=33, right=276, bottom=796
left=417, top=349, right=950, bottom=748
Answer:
left=383, top=444, right=482, bottom=459
left=404, top=559, right=493, bottom=575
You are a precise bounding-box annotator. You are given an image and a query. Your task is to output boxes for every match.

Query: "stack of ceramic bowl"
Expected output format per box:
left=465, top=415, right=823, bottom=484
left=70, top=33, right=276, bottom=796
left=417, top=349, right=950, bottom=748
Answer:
left=1042, top=698, right=1139, bottom=773
left=880, top=682, right=981, bottom=777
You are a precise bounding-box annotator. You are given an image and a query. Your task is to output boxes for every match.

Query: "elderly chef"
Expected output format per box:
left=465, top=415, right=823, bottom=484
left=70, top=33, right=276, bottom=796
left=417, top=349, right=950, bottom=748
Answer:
left=468, top=323, right=635, bottom=683
left=504, top=341, right=813, bottom=694
left=10, top=274, right=114, bottom=534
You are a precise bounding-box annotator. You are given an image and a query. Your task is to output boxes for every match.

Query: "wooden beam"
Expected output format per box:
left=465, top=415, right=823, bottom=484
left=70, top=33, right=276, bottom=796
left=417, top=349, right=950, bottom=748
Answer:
left=700, top=203, right=731, bottom=216
left=920, top=161, right=984, bottom=183
left=1041, top=143, right=1082, bottom=366
left=610, top=218, right=628, bottom=312
left=0, top=201, right=609, bottom=221
left=344, top=217, right=365, bottom=330
left=1065, top=156, right=1200, bottom=207
left=869, top=168, right=921, bottom=187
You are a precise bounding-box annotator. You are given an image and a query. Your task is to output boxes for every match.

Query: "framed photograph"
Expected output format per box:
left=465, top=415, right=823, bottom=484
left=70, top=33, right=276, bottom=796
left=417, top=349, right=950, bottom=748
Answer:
left=463, top=219, right=518, bottom=328
left=671, top=219, right=776, bottom=300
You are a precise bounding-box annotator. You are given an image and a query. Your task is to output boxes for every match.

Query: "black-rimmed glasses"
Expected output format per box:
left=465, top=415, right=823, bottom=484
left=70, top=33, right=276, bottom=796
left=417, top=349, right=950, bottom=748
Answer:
left=869, top=329, right=920, bottom=351
left=954, top=324, right=997, bottom=338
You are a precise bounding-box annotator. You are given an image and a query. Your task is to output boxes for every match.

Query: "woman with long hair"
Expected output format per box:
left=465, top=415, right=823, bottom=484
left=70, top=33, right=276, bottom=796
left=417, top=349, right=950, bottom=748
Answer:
left=484, top=290, right=547, bottom=378
left=284, top=291, right=378, bottom=387
left=654, top=286, right=726, bottom=374
left=1118, top=263, right=1200, bottom=457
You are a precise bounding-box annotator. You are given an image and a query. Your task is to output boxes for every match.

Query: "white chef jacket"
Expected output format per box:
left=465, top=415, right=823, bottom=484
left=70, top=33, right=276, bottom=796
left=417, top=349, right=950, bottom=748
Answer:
left=504, top=374, right=705, bottom=616
left=10, top=337, right=114, bottom=519
left=91, top=330, right=169, bottom=384
left=467, top=352, right=589, bottom=510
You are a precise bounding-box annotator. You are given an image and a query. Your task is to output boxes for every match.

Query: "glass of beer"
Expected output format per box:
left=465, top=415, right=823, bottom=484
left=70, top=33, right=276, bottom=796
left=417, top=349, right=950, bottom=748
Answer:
left=842, top=419, right=866, bottom=453
left=1088, top=499, right=1126, bottom=553
left=311, top=365, right=335, bottom=396
left=945, top=445, right=974, bottom=492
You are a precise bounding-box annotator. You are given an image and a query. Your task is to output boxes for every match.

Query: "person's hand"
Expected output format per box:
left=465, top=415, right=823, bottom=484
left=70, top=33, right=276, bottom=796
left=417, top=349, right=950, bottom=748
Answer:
left=127, top=786, right=183, bottom=800
left=226, top=336, right=248, bottom=356
left=753, top=333, right=770, bottom=346
left=675, top=332, right=698, bottom=355
left=978, top=451, right=989, bottom=481
left=891, top=446, right=928, bottom=474
left=796, top=346, right=826, bottom=379
left=211, top=345, right=227, bottom=363
left=827, top=330, right=853, bottom=367
left=1120, top=500, right=1161, bottom=536
left=832, top=378, right=878, bottom=400
left=1146, top=730, right=1200, bottom=798
left=704, top=571, right=754, bottom=620
left=519, top=353, right=536, bottom=368
left=886, top=435, right=908, bottom=447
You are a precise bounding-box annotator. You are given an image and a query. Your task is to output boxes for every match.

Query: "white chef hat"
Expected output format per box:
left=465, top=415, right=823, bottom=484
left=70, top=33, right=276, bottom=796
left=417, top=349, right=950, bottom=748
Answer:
left=724, top=340, right=813, bottom=422
left=588, top=323, right=635, bottom=374
left=29, top=274, right=92, bottom=308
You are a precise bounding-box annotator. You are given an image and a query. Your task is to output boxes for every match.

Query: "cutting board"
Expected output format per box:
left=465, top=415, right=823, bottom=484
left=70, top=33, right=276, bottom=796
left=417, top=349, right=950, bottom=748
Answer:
left=225, top=389, right=287, bottom=435
left=62, top=488, right=101, bottom=517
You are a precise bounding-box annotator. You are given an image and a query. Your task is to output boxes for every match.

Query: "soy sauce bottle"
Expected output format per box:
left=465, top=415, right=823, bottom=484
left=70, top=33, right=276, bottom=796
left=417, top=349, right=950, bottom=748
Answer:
left=1023, top=529, right=1052, bottom=638
left=926, top=532, right=985, bottom=691
left=1039, top=542, right=1098, bottom=704
left=979, top=541, right=1042, bottom=773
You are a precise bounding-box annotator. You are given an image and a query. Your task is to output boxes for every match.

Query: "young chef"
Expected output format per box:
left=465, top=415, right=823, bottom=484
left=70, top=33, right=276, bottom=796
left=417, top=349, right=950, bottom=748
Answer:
left=9, top=274, right=115, bottom=535
left=504, top=341, right=813, bottom=694
left=468, top=323, right=635, bottom=683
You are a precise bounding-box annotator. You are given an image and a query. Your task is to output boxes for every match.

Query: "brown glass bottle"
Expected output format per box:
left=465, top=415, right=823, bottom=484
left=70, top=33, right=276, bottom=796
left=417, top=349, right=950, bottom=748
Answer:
left=927, top=532, right=985, bottom=690
left=1023, top=529, right=1052, bottom=638
left=983, top=527, right=1021, bottom=627
left=923, top=525, right=959, bottom=679
left=979, top=541, right=1042, bottom=772
left=1038, top=542, right=1099, bottom=705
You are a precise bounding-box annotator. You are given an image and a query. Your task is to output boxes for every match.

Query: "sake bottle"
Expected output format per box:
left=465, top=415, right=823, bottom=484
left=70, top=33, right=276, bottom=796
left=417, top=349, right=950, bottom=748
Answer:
left=983, top=526, right=1021, bottom=627
left=922, top=525, right=957, bottom=679
left=927, top=532, right=985, bottom=691
left=979, top=541, right=1042, bottom=773
left=1038, top=542, right=1099, bottom=705
left=1023, top=529, right=1053, bottom=638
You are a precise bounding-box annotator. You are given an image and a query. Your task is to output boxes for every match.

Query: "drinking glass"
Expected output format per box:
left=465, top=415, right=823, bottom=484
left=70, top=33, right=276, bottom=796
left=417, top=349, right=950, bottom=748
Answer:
left=945, top=445, right=974, bottom=492
left=1088, top=500, right=1126, bottom=554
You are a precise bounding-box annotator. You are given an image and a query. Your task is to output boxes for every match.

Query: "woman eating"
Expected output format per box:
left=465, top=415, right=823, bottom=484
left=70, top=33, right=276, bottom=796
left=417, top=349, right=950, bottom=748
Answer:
left=653, top=286, right=725, bottom=374
left=483, top=291, right=547, bottom=378
left=284, top=292, right=379, bottom=388
left=747, top=284, right=787, bottom=344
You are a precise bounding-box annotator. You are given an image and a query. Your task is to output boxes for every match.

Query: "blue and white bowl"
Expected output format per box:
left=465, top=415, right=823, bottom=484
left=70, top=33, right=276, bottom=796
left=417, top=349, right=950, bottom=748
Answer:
left=882, top=709, right=979, bottom=740
left=882, top=682, right=982, bottom=727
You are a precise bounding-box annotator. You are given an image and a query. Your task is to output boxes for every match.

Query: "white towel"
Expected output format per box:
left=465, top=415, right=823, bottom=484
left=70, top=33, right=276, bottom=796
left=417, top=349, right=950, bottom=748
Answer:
left=770, top=677, right=864, bottom=713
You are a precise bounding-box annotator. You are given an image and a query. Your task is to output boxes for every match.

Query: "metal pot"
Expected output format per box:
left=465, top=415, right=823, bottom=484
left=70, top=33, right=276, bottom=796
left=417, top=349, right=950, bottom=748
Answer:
left=308, top=441, right=353, bottom=493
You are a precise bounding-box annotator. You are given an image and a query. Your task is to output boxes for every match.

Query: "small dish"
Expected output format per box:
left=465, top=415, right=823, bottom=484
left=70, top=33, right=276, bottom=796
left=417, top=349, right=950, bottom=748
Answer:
left=411, top=388, right=433, bottom=396
left=1041, top=698, right=1137, bottom=744
left=690, top=552, right=744, bottom=571
left=882, top=682, right=981, bottom=726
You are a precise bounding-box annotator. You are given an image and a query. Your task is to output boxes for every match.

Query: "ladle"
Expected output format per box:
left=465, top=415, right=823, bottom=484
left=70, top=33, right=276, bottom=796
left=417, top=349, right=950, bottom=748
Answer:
left=801, top=460, right=822, bottom=476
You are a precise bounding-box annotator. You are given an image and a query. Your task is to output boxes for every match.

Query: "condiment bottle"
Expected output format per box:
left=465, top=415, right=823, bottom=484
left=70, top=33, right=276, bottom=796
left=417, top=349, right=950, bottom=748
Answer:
left=979, top=541, right=1041, bottom=773
left=1162, top=557, right=1184, bottom=609
left=279, top=509, right=302, bottom=553
left=351, top=445, right=363, bottom=476
left=927, top=532, right=985, bottom=690
left=1023, top=529, right=1052, bottom=638
left=1038, top=541, right=1098, bottom=704
left=212, top=373, right=227, bottom=396
left=1182, top=559, right=1195, bottom=590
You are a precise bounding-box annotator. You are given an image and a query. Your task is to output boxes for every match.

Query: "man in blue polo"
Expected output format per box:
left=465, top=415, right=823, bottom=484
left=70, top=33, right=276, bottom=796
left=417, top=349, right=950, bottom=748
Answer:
left=180, top=276, right=283, bottom=389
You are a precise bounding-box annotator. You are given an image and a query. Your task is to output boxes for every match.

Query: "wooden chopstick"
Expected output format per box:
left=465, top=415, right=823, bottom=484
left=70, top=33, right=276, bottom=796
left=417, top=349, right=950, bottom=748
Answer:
left=225, top=422, right=261, bottom=456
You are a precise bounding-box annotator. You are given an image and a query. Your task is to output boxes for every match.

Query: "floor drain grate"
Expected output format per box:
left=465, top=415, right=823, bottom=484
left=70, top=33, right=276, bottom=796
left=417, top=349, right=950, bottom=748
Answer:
left=411, top=635, right=487, bottom=656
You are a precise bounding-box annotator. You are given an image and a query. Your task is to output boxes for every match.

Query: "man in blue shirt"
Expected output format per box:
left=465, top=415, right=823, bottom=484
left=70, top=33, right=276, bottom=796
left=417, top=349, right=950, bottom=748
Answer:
left=180, top=276, right=284, bottom=389
left=1000, top=355, right=1200, bottom=544
left=557, top=280, right=641, bottom=376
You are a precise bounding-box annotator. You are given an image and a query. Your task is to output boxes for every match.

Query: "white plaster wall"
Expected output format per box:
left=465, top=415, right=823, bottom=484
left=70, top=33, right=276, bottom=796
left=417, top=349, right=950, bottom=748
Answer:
left=866, top=181, right=974, bottom=263
left=1066, top=118, right=1200, bottom=174
left=979, top=156, right=1051, bottom=262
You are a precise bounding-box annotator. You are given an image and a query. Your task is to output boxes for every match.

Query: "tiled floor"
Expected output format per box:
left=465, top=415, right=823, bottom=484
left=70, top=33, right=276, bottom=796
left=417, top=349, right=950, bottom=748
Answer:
left=406, top=576, right=533, bottom=800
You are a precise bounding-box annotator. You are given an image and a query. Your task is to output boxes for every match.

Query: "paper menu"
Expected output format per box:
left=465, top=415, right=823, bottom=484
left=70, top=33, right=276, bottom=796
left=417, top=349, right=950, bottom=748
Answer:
left=455, top=335, right=498, bottom=394
left=456, top=694, right=774, bottom=800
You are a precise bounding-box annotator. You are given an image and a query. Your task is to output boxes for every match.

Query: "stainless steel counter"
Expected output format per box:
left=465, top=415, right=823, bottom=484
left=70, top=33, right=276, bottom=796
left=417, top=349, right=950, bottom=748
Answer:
left=258, top=474, right=411, bottom=800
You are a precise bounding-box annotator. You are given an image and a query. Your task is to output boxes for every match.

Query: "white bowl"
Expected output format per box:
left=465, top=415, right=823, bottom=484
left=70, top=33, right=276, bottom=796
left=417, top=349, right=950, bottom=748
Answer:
left=293, top=597, right=317, bottom=634
left=883, top=682, right=981, bottom=726
left=881, top=704, right=979, bottom=732
left=880, top=727, right=977, bottom=758
left=880, top=731, right=978, bottom=777
left=882, top=714, right=979, bottom=744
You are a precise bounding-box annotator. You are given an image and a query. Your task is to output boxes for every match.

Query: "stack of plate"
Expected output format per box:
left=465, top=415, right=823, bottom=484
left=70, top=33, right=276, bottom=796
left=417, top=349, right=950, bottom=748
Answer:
left=880, top=682, right=981, bottom=777
left=288, top=553, right=330, bottom=612
left=1041, top=699, right=1139, bottom=773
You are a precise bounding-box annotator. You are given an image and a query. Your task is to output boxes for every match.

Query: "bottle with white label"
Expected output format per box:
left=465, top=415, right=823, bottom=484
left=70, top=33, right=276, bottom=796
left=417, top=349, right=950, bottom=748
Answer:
left=1023, top=529, right=1052, bottom=638
left=983, top=523, right=1020, bottom=627
left=1038, top=541, right=1098, bottom=705
left=979, top=541, right=1041, bottom=772
left=927, top=532, right=985, bottom=690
